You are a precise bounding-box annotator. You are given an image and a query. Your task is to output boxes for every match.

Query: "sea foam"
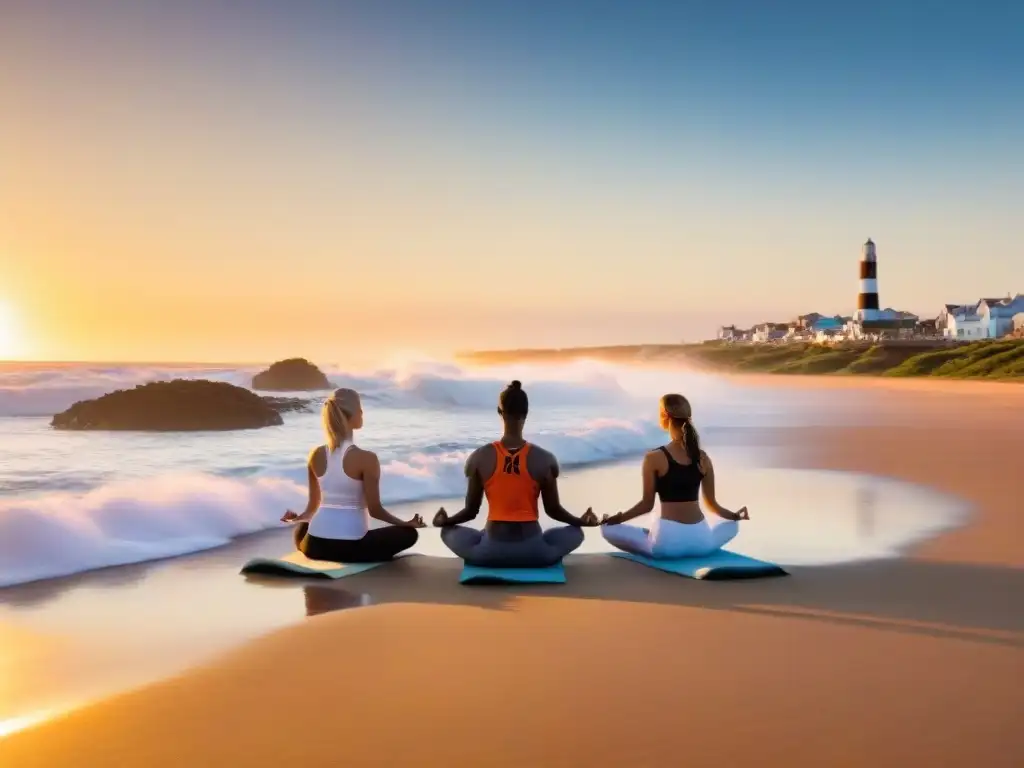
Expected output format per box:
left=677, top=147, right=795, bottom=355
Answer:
left=0, top=416, right=664, bottom=587
left=0, top=356, right=838, bottom=586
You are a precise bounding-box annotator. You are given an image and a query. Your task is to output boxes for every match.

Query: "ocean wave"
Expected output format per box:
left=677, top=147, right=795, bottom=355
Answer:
left=0, top=416, right=663, bottom=587
left=0, top=359, right=628, bottom=417
left=0, top=474, right=304, bottom=587
left=0, top=356, right=848, bottom=587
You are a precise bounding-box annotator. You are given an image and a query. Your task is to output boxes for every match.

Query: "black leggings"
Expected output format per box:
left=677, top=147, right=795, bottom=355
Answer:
left=293, top=523, right=418, bottom=563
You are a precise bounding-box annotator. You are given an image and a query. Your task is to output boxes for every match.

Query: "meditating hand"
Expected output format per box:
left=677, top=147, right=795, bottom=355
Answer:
left=280, top=510, right=299, bottom=523
left=578, top=508, right=600, bottom=526
left=432, top=508, right=450, bottom=527
left=406, top=514, right=427, bottom=528
left=736, top=507, right=750, bottom=521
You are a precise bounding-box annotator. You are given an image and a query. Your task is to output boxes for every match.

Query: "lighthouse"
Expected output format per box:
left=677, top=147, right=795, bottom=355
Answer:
left=856, top=238, right=880, bottom=322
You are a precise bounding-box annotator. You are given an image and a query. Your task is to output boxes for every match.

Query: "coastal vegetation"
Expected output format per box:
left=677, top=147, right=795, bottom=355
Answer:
left=461, top=340, right=1024, bottom=380
left=684, top=340, right=1024, bottom=379
left=51, top=380, right=298, bottom=431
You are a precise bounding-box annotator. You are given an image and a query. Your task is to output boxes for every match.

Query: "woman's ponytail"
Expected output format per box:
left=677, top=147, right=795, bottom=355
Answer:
left=681, top=417, right=701, bottom=466
left=660, top=393, right=701, bottom=468
left=322, top=398, right=351, bottom=452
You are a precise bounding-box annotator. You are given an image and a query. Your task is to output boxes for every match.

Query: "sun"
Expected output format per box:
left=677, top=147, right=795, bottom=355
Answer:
left=0, top=300, right=24, bottom=359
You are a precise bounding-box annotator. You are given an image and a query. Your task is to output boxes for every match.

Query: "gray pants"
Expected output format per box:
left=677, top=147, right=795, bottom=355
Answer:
left=441, top=522, right=584, bottom=568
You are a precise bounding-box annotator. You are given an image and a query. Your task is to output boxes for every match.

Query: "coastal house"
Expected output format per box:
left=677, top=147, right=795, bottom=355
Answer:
left=786, top=326, right=814, bottom=341
left=939, top=295, right=1024, bottom=339
left=978, top=294, right=1024, bottom=338
left=751, top=322, right=789, bottom=343
left=938, top=303, right=967, bottom=332
left=717, top=325, right=741, bottom=341
left=845, top=309, right=918, bottom=341
left=717, top=325, right=753, bottom=342
left=946, top=307, right=987, bottom=339
left=938, top=303, right=974, bottom=339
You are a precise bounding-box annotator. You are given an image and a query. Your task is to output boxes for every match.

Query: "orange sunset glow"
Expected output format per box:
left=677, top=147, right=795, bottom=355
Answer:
left=0, top=2, right=1019, bottom=364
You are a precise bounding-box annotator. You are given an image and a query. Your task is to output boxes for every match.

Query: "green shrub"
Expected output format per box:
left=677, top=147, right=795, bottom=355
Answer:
left=884, top=346, right=974, bottom=377
left=686, top=339, right=1024, bottom=380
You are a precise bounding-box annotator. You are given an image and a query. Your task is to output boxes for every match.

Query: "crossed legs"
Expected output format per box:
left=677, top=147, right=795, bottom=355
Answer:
left=293, top=523, right=419, bottom=563
left=441, top=524, right=584, bottom=567
left=602, top=518, right=739, bottom=559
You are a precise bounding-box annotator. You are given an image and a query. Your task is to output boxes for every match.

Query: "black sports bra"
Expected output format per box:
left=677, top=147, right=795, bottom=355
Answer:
left=654, top=446, right=704, bottom=502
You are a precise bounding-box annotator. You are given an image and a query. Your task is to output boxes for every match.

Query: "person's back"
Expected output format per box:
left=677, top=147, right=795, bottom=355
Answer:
left=652, top=443, right=706, bottom=525
left=600, top=393, right=749, bottom=559
left=281, top=388, right=424, bottom=563
left=306, top=439, right=369, bottom=540
left=484, top=440, right=540, bottom=525
left=434, top=380, right=598, bottom=567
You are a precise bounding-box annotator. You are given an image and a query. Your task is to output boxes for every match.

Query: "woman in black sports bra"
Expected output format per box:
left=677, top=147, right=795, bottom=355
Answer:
left=600, top=393, right=749, bottom=558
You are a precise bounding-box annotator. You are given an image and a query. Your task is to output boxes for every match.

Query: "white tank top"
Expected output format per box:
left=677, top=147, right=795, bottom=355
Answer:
left=307, top=442, right=370, bottom=540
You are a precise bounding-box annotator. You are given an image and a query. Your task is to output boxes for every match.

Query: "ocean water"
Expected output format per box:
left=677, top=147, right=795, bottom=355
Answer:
left=0, top=357, right=941, bottom=588
left=0, top=358, right=976, bottom=734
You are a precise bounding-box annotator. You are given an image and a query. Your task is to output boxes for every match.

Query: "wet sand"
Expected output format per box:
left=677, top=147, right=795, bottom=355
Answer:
left=2, top=378, right=1023, bottom=767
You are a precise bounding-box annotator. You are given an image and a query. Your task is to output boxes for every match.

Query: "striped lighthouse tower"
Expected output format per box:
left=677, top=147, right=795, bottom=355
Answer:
left=856, top=238, right=880, bottom=322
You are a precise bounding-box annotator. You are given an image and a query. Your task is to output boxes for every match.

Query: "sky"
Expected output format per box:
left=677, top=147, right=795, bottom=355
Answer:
left=0, top=0, right=1021, bottom=363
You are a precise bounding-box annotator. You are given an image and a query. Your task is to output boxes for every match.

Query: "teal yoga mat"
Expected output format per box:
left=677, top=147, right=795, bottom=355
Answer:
left=240, top=551, right=397, bottom=579
left=459, top=562, right=566, bottom=585
left=611, top=550, right=788, bottom=580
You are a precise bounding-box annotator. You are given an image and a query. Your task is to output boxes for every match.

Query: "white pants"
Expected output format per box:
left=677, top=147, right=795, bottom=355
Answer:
left=602, top=517, right=739, bottom=559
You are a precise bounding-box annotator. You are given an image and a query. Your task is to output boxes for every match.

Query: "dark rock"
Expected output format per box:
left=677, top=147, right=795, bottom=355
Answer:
left=252, top=358, right=332, bottom=391
left=51, top=379, right=284, bottom=432
left=262, top=396, right=318, bottom=414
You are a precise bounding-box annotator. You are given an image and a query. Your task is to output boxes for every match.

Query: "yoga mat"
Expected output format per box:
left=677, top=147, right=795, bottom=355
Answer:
left=459, top=562, right=566, bottom=585
left=611, top=550, right=788, bottom=580
left=240, top=551, right=398, bottom=579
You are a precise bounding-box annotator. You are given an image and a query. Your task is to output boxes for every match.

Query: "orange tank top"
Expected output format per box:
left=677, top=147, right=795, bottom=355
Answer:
left=484, top=442, right=540, bottom=523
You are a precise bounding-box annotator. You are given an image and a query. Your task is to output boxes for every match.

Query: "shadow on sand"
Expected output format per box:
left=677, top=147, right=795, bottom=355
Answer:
left=243, top=552, right=1024, bottom=649
left=5, top=518, right=1020, bottom=651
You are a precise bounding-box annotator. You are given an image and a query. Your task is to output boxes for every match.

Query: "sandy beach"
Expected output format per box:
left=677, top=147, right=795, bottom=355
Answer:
left=2, top=377, right=1023, bottom=767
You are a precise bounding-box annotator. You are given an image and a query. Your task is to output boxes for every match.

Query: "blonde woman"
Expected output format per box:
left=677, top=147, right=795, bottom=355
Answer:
left=601, top=394, right=749, bottom=558
left=282, top=388, right=424, bottom=562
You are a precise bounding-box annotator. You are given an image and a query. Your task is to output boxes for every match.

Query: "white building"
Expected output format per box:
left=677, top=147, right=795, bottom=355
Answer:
left=937, top=304, right=968, bottom=336
left=979, top=295, right=1024, bottom=338
left=751, top=323, right=788, bottom=343
left=948, top=312, right=988, bottom=340
left=940, top=295, right=1024, bottom=340
left=717, top=325, right=739, bottom=341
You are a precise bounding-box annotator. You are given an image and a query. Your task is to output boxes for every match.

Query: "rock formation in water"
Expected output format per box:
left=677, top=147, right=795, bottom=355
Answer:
left=262, top=396, right=318, bottom=414
left=51, top=379, right=285, bottom=431
left=251, top=358, right=332, bottom=391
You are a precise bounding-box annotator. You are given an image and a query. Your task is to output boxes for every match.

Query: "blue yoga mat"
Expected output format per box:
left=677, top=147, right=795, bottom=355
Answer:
left=240, top=551, right=401, bottom=579
left=459, top=562, right=566, bottom=585
left=611, top=550, right=787, bottom=580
